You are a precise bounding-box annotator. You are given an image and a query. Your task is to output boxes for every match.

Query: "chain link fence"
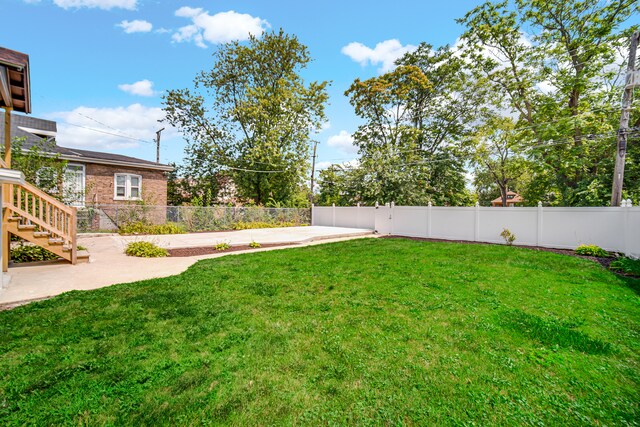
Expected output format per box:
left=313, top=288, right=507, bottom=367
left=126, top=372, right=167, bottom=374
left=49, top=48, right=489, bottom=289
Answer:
left=77, top=204, right=311, bottom=233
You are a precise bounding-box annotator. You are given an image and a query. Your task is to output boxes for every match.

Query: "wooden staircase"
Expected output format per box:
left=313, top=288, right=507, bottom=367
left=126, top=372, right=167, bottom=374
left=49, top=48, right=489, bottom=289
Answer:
left=2, top=181, right=88, bottom=270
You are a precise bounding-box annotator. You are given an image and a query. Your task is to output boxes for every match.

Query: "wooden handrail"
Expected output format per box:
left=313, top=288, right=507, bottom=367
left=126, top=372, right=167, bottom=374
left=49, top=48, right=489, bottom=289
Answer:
left=17, top=181, right=75, bottom=215
left=4, top=182, right=77, bottom=248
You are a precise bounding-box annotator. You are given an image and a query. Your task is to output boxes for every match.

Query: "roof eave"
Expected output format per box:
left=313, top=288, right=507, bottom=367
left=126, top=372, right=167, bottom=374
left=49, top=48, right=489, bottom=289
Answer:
left=57, top=153, right=174, bottom=172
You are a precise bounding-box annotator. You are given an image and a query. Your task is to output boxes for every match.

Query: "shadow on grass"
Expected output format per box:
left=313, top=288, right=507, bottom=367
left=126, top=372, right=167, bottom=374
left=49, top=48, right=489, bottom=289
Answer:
left=500, top=309, right=612, bottom=355
left=617, top=275, right=640, bottom=297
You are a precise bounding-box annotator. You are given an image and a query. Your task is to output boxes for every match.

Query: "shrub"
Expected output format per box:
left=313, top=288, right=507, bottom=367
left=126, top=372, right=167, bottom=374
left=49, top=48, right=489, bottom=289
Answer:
left=214, top=242, right=230, bottom=251
left=119, top=221, right=186, bottom=235
left=575, top=244, right=609, bottom=257
left=609, top=258, right=640, bottom=276
left=249, top=241, right=261, bottom=249
left=233, top=221, right=304, bottom=230
left=124, top=241, right=168, bottom=258
left=500, top=228, right=516, bottom=246
left=11, top=244, right=59, bottom=263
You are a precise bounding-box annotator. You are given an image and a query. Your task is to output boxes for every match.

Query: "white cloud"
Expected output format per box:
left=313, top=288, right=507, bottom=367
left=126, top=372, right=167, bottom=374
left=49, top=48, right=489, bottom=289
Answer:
left=172, top=8, right=269, bottom=47
left=118, top=79, right=156, bottom=97
left=327, top=130, right=357, bottom=154
left=342, top=39, right=417, bottom=73
left=53, top=0, right=136, bottom=10
left=315, top=161, right=334, bottom=170
left=47, top=104, right=177, bottom=150
left=315, top=159, right=359, bottom=171
left=117, top=19, right=152, bottom=34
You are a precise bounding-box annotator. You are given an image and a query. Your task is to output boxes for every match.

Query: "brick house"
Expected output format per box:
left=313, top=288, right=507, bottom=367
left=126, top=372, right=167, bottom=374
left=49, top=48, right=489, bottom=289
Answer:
left=0, top=113, right=173, bottom=207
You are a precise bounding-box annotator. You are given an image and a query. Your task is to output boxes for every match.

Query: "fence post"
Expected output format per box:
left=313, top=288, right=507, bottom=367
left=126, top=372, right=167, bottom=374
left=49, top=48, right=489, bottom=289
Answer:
left=624, top=199, right=631, bottom=256
left=357, top=202, right=361, bottom=228
left=332, top=203, right=336, bottom=227
left=536, top=201, right=543, bottom=247
left=390, top=202, right=395, bottom=235
left=427, top=202, right=432, bottom=238
left=311, top=203, right=315, bottom=226
left=474, top=202, right=480, bottom=242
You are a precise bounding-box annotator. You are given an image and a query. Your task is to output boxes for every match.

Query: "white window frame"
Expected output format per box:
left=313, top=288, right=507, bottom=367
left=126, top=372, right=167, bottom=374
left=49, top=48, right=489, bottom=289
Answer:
left=63, top=163, right=86, bottom=207
left=114, top=173, right=142, bottom=201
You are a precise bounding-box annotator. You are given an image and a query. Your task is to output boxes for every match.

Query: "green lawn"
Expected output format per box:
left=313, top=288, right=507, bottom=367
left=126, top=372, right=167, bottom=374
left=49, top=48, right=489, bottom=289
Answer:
left=1, top=238, right=639, bottom=425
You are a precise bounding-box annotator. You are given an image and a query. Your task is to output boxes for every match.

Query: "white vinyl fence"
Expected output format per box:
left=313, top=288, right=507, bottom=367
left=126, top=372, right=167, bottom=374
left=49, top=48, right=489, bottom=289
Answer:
left=312, top=201, right=640, bottom=258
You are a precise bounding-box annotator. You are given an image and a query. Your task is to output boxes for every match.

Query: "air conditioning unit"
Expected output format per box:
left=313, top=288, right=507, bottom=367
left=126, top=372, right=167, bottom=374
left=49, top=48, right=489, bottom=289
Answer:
left=625, top=70, right=640, bottom=89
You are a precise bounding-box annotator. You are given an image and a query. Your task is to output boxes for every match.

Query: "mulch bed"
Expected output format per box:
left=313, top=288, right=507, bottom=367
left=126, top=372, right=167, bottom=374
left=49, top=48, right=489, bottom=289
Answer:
left=381, top=235, right=618, bottom=271
left=167, top=242, right=300, bottom=257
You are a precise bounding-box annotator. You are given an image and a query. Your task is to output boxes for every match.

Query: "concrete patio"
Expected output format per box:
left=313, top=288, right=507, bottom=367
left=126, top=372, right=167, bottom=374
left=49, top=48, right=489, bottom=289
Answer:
left=0, top=226, right=374, bottom=308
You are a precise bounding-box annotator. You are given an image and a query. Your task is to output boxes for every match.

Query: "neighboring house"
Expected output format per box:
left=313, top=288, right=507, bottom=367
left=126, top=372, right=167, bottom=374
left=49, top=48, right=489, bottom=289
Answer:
left=0, top=113, right=173, bottom=207
left=491, top=191, right=524, bottom=207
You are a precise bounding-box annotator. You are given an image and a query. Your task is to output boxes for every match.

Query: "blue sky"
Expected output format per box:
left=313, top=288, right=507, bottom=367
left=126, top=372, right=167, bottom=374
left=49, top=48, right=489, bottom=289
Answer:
left=2, top=0, right=482, bottom=171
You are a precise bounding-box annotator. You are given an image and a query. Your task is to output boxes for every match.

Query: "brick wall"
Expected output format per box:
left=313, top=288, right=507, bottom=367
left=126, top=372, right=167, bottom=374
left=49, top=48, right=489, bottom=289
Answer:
left=84, top=163, right=168, bottom=206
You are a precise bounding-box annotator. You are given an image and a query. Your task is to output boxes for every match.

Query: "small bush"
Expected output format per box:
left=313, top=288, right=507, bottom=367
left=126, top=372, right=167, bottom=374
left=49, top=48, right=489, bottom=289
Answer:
left=575, top=244, right=609, bottom=257
left=249, top=241, right=261, bottom=249
left=124, top=241, right=168, bottom=258
left=119, top=221, right=186, bottom=235
left=233, top=221, right=305, bottom=230
left=214, top=242, right=230, bottom=251
left=500, top=228, right=516, bottom=246
left=11, top=244, right=59, bottom=263
left=609, top=257, right=640, bottom=277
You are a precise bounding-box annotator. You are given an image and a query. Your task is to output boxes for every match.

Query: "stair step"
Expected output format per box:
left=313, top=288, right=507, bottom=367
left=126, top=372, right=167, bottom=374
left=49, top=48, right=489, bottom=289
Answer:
left=7, top=216, right=21, bottom=222
left=18, top=224, right=36, bottom=231
left=33, top=231, right=51, bottom=238
left=48, top=238, right=64, bottom=245
left=77, top=250, right=90, bottom=259
left=77, top=250, right=90, bottom=264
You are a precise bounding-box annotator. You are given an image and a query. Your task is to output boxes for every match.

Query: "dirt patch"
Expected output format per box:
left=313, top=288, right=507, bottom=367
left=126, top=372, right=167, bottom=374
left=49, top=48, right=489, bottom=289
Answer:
left=167, top=242, right=301, bottom=257
left=381, top=235, right=617, bottom=271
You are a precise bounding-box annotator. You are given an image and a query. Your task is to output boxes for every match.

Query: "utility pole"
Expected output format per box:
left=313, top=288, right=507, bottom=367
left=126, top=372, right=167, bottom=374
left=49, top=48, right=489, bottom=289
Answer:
left=309, top=141, right=318, bottom=204
left=611, top=31, right=639, bottom=206
left=155, top=127, right=165, bottom=164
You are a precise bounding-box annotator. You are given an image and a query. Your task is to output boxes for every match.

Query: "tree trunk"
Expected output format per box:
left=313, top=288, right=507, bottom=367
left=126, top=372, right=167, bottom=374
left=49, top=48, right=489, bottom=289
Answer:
left=500, top=186, right=508, bottom=208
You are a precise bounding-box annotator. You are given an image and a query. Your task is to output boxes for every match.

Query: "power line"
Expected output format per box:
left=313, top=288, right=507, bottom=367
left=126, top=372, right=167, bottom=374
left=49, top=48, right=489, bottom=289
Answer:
left=59, top=121, right=155, bottom=144
left=75, top=112, right=143, bottom=141
left=221, top=165, right=286, bottom=173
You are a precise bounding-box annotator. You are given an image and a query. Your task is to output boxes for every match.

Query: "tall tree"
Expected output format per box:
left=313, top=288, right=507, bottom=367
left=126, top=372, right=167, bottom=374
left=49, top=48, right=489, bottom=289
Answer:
left=339, top=47, right=482, bottom=206
left=459, top=0, right=640, bottom=205
left=472, top=117, right=530, bottom=206
left=164, top=29, right=329, bottom=205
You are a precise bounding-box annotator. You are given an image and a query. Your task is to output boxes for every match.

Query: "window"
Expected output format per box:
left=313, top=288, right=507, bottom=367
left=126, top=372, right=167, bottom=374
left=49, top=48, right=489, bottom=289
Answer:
left=114, top=173, right=142, bottom=200
left=35, top=167, right=60, bottom=194
left=63, top=164, right=86, bottom=206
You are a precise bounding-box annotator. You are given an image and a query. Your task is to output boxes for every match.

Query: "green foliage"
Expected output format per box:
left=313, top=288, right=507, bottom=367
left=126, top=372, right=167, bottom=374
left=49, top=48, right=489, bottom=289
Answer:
left=459, top=0, right=640, bottom=206
left=472, top=117, right=531, bottom=206
left=214, top=242, right=230, bottom=251
left=249, top=241, right=261, bottom=248
left=124, top=241, right=168, bottom=258
left=164, top=29, right=329, bottom=205
left=10, top=244, right=59, bottom=263
left=2, top=137, right=68, bottom=199
left=609, top=257, right=640, bottom=277
left=331, top=54, right=479, bottom=206
left=0, top=239, right=638, bottom=425
left=119, top=221, right=185, bottom=235
left=232, top=221, right=303, bottom=230
left=500, top=228, right=516, bottom=245
left=575, top=244, right=610, bottom=257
